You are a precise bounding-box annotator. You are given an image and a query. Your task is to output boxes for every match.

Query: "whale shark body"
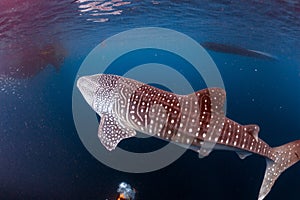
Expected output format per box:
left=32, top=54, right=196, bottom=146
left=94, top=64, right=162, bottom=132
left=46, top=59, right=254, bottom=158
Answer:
left=201, top=42, right=277, bottom=60
left=77, top=74, right=300, bottom=200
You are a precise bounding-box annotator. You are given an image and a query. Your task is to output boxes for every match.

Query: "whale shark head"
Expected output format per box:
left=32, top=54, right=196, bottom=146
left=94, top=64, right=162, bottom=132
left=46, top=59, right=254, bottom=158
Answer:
left=77, top=74, right=120, bottom=114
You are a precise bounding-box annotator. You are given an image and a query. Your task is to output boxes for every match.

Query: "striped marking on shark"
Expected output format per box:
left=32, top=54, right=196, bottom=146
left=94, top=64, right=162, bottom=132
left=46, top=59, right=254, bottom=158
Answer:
left=77, top=74, right=300, bottom=200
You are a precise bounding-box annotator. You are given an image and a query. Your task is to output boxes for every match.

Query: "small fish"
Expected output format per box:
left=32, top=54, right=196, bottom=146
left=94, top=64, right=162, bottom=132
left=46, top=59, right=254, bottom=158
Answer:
left=77, top=74, right=300, bottom=200
left=201, top=42, right=278, bottom=60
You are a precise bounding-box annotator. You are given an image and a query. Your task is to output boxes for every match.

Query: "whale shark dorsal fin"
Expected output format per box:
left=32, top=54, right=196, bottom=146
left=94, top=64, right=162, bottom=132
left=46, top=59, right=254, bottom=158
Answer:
left=244, top=124, right=260, bottom=141
left=98, top=114, right=136, bottom=151
left=189, top=88, right=226, bottom=114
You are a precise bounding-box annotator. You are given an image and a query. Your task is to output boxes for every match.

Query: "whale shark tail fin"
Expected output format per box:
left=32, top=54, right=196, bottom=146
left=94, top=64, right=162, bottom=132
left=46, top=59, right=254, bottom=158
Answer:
left=258, top=140, right=300, bottom=200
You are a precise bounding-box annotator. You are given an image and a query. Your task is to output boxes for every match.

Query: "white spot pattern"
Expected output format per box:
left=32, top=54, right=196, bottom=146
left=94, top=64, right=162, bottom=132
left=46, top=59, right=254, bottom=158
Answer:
left=79, top=74, right=300, bottom=200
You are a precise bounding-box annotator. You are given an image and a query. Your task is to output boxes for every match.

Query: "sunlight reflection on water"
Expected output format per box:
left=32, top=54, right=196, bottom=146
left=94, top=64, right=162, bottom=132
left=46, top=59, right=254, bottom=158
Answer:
left=74, top=0, right=131, bottom=22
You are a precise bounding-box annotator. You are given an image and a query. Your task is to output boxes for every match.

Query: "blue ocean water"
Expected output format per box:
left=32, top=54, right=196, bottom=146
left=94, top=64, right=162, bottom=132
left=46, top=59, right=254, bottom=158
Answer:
left=0, top=0, right=300, bottom=199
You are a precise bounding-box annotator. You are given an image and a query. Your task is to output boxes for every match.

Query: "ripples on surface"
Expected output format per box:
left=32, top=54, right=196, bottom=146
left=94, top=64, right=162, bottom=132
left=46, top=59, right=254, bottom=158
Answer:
left=0, top=0, right=299, bottom=80
left=0, top=0, right=133, bottom=77
left=74, top=0, right=131, bottom=23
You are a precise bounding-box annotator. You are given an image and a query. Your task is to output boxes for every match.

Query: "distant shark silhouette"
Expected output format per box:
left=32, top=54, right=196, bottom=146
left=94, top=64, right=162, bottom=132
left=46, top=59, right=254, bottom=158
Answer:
left=0, top=42, right=67, bottom=79
left=201, top=42, right=277, bottom=60
left=77, top=74, right=300, bottom=200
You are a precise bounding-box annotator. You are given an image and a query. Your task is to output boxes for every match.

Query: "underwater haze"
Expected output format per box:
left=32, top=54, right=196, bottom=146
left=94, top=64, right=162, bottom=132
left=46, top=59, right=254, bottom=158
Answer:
left=0, top=0, right=300, bottom=200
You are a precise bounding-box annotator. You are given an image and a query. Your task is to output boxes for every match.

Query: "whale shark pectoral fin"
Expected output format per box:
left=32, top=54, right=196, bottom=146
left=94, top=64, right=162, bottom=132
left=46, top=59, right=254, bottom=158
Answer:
left=98, top=114, right=136, bottom=151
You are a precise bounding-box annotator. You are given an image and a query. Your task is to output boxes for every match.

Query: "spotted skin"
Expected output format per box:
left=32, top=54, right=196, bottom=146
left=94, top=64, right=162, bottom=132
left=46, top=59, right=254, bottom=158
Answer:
left=77, top=74, right=300, bottom=200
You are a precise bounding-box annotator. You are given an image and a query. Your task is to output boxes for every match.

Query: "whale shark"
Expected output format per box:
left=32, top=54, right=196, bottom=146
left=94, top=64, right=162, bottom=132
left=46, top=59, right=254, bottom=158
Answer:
left=201, top=42, right=278, bottom=60
left=77, top=74, right=300, bottom=200
left=0, top=42, right=67, bottom=79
